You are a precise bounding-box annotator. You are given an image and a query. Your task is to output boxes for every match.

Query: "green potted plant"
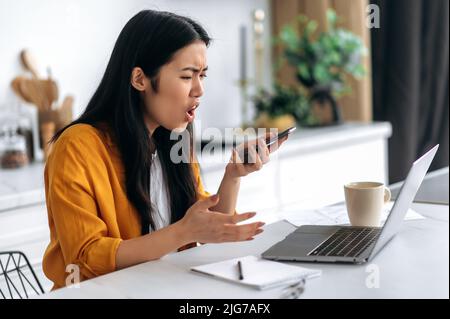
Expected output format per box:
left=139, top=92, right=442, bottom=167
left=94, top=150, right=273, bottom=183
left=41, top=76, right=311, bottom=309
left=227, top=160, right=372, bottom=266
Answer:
left=277, top=9, right=368, bottom=124
left=252, top=9, right=367, bottom=129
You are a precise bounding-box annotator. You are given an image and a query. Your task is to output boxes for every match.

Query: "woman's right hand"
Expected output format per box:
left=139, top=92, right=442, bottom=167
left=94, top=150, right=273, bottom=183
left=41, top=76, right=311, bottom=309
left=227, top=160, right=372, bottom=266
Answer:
left=178, top=194, right=265, bottom=244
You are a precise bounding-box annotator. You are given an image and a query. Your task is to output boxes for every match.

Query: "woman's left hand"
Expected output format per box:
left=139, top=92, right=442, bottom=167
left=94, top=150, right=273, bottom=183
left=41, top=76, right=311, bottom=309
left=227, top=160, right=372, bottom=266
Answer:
left=225, top=132, right=289, bottom=179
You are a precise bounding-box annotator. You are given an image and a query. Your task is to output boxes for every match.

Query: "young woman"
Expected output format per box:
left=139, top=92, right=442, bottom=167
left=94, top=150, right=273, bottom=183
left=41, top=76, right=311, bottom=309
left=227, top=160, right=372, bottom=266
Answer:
left=43, top=10, right=288, bottom=290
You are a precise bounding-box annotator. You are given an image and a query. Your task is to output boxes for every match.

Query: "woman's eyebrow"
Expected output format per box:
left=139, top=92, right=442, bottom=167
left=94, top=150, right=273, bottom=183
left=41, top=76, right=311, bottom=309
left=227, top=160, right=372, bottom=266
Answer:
left=180, top=66, right=208, bottom=72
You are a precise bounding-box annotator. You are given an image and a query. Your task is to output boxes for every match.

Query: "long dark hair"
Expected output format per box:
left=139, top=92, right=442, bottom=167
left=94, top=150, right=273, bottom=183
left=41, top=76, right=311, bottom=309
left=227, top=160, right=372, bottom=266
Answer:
left=52, top=10, right=211, bottom=234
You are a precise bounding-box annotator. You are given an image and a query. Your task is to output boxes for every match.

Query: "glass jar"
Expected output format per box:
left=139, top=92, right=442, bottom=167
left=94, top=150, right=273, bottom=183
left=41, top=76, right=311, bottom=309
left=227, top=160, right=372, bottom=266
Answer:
left=0, top=124, right=29, bottom=169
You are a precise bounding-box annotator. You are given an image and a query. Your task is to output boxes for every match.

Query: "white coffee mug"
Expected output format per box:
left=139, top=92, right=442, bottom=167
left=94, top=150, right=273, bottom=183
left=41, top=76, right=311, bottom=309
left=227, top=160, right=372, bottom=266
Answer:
left=344, top=182, right=391, bottom=227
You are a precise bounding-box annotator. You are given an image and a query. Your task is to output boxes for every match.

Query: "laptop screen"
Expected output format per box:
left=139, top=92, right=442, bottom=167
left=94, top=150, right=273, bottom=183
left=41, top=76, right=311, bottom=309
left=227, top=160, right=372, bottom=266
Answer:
left=369, top=145, right=439, bottom=260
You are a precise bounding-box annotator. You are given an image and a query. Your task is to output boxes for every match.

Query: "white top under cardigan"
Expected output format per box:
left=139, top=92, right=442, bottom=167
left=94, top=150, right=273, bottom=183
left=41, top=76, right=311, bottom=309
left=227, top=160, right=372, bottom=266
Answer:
left=149, top=151, right=171, bottom=232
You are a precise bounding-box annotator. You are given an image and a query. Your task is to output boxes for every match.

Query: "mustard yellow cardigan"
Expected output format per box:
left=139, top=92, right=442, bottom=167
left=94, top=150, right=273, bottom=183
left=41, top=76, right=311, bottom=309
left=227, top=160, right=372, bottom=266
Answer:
left=43, top=124, right=210, bottom=289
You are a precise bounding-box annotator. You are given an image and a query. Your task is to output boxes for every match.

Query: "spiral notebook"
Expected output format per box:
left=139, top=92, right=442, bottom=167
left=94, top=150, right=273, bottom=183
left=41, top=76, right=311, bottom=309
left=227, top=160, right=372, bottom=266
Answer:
left=190, top=255, right=321, bottom=290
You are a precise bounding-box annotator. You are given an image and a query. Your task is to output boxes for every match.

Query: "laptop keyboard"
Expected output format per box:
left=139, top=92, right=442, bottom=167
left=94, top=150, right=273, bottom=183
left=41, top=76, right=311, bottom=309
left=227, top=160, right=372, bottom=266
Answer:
left=308, top=227, right=381, bottom=258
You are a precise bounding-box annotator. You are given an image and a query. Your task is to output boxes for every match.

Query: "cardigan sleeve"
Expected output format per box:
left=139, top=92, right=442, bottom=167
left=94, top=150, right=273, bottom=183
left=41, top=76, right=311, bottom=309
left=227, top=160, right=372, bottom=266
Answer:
left=46, top=133, right=122, bottom=280
left=192, top=161, right=211, bottom=200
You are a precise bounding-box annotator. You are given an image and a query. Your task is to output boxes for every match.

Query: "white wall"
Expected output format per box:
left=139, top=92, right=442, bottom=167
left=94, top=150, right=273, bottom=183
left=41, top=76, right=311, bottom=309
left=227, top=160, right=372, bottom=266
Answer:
left=0, top=0, right=272, bottom=132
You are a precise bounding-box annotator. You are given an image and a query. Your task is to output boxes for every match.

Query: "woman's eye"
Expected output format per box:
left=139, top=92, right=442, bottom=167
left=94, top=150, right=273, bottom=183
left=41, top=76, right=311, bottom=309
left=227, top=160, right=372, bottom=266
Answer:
left=181, top=74, right=207, bottom=80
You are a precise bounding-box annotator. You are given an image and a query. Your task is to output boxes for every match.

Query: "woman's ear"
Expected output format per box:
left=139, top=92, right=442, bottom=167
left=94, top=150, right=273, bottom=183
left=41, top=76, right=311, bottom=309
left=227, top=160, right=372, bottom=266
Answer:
left=130, top=67, right=148, bottom=92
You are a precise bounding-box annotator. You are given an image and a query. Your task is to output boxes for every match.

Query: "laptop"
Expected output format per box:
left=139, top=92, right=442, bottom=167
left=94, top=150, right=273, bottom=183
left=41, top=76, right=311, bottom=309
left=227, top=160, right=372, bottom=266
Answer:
left=262, top=145, right=439, bottom=264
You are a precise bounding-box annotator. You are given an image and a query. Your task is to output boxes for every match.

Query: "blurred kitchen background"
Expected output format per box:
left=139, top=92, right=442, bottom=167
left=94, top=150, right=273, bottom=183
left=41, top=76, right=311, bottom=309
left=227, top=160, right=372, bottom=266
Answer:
left=0, top=0, right=273, bottom=148
left=0, top=0, right=448, bottom=296
left=0, top=0, right=447, bottom=177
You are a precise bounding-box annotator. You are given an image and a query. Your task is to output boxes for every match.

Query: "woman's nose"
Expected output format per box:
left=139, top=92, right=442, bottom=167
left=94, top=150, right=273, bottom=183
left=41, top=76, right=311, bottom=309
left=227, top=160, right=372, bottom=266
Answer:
left=191, top=77, right=204, bottom=97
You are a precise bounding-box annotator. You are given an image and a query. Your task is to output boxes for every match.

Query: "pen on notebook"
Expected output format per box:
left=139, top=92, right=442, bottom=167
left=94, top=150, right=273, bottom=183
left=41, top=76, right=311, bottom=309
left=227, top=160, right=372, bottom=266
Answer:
left=237, top=260, right=244, bottom=280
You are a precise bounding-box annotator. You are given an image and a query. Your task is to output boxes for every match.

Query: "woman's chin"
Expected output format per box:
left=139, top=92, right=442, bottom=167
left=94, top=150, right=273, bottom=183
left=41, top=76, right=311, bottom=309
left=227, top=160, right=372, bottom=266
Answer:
left=172, top=122, right=189, bottom=133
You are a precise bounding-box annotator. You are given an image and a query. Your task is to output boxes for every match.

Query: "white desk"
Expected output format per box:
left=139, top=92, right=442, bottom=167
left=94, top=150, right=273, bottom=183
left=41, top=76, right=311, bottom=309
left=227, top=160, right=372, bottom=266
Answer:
left=40, top=202, right=449, bottom=299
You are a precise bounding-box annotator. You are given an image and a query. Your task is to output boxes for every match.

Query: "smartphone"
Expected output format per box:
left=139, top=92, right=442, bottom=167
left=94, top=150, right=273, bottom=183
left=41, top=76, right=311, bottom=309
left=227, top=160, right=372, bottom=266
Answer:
left=265, top=126, right=297, bottom=148
left=241, top=126, right=296, bottom=164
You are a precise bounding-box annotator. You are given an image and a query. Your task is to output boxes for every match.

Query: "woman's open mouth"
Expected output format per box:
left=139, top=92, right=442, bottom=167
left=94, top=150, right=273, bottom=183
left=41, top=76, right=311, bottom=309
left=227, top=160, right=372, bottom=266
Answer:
left=185, top=104, right=199, bottom=122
